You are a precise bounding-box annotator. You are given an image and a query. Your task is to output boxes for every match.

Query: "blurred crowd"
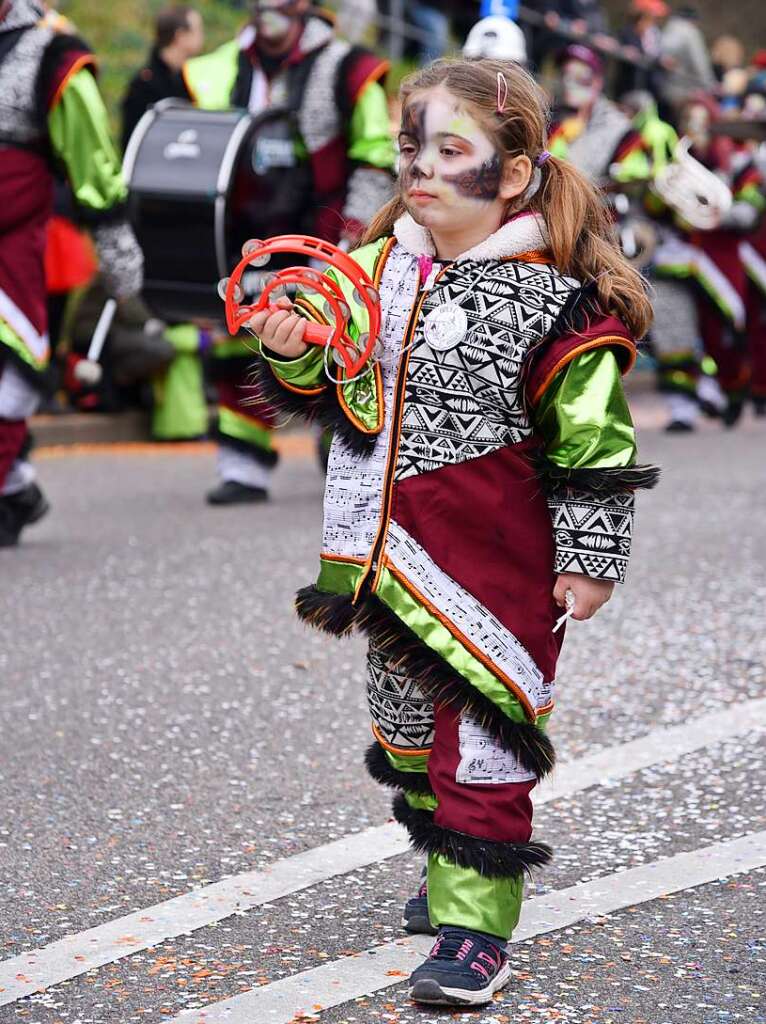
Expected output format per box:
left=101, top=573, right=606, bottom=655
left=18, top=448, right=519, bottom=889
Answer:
left=1, top=0, right=765, bottom=544
left=33, top=3, right=766, bottom=432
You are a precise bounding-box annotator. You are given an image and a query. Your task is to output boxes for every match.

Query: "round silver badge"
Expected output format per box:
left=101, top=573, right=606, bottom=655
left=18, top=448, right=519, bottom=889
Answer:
left=423, top=303, right=468, bottom=352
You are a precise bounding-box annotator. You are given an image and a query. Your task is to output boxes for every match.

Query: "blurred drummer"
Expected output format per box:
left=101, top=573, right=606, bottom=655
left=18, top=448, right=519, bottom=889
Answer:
left=183, top=1, right=396, bottom=505
left=0, top=0, right=144, bottom=547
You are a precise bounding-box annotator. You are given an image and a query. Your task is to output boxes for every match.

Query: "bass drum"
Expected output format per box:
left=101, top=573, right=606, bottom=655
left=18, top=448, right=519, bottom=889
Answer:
left=124, top=100, right=313, bottom=321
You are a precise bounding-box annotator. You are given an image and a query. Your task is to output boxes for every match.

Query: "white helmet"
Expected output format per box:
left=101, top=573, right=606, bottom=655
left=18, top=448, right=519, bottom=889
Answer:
left=463, top=16, right=527, bottom=64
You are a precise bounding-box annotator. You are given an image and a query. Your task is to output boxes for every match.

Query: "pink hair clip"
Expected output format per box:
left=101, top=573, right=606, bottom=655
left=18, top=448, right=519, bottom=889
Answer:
left=496, top=71, right=509, bottom=114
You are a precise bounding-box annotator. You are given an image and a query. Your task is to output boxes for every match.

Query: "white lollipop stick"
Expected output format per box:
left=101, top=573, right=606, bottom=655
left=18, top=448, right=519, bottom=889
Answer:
left=552, top=589, right=576, bottom=633
left=73, top=297, right=117, bottom=385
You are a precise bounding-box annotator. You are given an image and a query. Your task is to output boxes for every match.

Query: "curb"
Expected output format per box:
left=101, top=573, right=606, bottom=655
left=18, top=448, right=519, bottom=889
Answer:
left=31, top=371, right=657, bottom=448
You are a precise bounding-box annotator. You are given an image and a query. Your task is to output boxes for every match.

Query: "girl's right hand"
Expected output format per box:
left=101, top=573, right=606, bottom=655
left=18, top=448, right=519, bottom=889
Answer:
left=246, top=297, right=309, bottom=359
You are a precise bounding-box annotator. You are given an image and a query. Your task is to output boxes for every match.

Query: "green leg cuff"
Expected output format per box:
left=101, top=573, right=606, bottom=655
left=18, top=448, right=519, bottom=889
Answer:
left=152, top=353, right=208, bottom=440
left=217, top=406, right=274, bottom=452
left=427, top=853, right=524, bottom=941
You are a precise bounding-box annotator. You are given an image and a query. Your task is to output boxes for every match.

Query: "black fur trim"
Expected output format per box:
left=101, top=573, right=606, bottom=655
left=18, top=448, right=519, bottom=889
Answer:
left=534, top=453, right=661, bottom=497
left=248, top=356, right=327, bottom=422
left=392, top=793, right=552, bottom=879
left=295, top=584, right=360, bottom=637
left=206, top=354, right=257, bottom=383
left=293, top=586, right=555, bottom=780
left=365, top=741, right=434, bottom=795
left=250, top=359, right=376, bottom=458
left=357, top=596, right=555, bottom=780
left=538, top=282, right=640, bottom=368
left=211, top=422, right=279, bottom=467
left=545, top=281, right=603, bottom=345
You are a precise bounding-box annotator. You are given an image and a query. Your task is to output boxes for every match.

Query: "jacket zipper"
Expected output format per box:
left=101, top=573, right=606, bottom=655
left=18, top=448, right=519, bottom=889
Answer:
left=355, top=263, right=450, bottom=601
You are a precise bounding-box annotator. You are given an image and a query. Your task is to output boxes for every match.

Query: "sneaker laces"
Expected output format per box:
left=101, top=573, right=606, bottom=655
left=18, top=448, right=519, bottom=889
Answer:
left=427, top=930, right=504, bottom=979
left=428, top=931, right=475, bottom=962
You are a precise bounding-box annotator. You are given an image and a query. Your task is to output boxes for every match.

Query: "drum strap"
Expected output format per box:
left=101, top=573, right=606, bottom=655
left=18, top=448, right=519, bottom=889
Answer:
left=230, top=44, right=323, bottom=125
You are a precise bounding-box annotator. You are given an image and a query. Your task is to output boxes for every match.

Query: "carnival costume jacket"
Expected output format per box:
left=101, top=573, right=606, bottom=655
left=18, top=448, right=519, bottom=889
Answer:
left=0, top=0, right=142, bottom=382
left=256, top=212, right=658, bottom=786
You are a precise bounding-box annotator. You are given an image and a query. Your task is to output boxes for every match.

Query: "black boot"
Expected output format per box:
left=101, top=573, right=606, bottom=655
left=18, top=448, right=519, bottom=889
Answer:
left=0, top=497, right=22, bottom=548
left=4, top=482, right=50, bottom=528
left=206, top=480, right=269, bottom=505
left=722, top=396, right=745, bottom=428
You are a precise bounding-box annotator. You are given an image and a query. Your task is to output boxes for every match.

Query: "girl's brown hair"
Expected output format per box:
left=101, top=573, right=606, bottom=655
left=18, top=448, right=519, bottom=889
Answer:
left=363, top=58, right=652, bottom=338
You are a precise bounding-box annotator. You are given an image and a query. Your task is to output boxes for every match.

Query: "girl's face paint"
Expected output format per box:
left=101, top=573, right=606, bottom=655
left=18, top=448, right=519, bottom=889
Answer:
left=398, top=86, right=504, bottom=231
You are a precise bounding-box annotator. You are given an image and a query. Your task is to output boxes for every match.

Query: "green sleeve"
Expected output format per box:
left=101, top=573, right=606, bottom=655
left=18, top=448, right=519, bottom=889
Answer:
left=48, top=68, right=127, bottom=214
left=535, top=348, right=637, bottom=469
left=347, top=81, right=397, bottom=171
left=260, top=341, right=326, bottom=390
left=612, top=144, right=652, bottom=184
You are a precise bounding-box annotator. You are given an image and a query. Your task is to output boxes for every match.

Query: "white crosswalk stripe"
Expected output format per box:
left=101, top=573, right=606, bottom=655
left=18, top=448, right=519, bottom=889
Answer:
left=1, top=698, right=763, bottom=1008
left=166, top=831, right=766, bottom=1024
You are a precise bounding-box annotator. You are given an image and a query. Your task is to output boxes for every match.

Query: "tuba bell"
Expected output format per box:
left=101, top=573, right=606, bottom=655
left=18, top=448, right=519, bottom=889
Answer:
left=652, top=136, right=733, bottom=230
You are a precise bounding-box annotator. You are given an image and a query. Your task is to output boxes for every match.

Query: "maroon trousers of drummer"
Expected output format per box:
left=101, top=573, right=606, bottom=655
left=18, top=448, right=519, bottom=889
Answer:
left=697, top=300, right=749, bottom=395
left=694, top=230, right=750, bottom=396
left=746, top=283, right=766, bottom=400
left=0, top=418, right=27, bottom=492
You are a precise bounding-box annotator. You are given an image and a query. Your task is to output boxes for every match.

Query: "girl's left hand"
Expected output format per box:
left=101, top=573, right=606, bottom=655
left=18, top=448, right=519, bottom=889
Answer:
left=553, top=573, right=615, bottom=621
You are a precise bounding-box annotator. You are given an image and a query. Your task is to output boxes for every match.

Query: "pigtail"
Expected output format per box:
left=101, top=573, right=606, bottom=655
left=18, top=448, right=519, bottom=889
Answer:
left=361, top=195, right=407, bottom=246
left=535, top=155, right=653, bottom=339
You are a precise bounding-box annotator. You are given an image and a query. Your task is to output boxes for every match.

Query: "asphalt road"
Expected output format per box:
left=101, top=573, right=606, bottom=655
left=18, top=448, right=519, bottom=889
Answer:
left=0, top=394, right=764, bottom=1024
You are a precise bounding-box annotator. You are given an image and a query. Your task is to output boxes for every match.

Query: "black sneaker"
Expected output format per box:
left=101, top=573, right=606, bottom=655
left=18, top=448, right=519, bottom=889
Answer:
left=409, top=926, right=510, bottom=1006
left=4, top=482, right=50, bottom=528
left=206, top=481, right=268, bottom=505
left=402, top=871, right=437, bottom=935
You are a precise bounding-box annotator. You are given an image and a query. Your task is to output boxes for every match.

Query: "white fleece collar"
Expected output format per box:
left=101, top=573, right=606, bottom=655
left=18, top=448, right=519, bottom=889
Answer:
left=393, top=211, right=550, bottom=263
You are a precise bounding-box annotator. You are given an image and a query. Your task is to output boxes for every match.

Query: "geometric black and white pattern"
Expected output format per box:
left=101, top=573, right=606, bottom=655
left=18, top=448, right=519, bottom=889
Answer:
left=548, top=488, right=635, bottom=583
left=396, top=259, right=579, bottom=480
left=0, top=22, right=55, bottom=145
left=366, top=642, right=435, bottom=753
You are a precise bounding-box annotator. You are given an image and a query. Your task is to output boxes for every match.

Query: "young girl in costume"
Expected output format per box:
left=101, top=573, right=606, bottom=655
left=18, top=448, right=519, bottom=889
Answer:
left=250, top=58, right=658, bottom=1007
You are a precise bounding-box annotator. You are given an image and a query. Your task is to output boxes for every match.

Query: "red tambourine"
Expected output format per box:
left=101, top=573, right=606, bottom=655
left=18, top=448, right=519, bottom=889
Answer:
left=219, top=235, right=381, bottom=379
